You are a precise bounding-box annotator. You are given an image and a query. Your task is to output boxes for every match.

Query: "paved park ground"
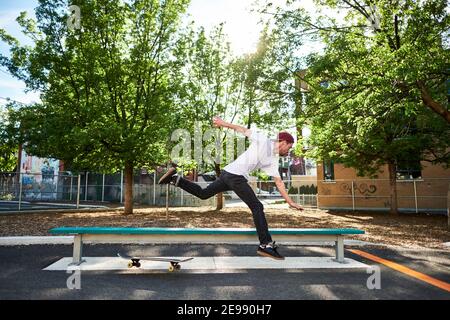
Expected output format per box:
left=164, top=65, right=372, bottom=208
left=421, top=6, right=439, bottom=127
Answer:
left=0, top=205, right=449, bottom=302
left=0, top=243, right=449, bottom=300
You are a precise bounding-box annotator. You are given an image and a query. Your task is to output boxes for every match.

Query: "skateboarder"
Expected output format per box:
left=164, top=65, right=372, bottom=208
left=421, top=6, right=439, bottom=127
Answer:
left=158, top=116, right=304, bottom=260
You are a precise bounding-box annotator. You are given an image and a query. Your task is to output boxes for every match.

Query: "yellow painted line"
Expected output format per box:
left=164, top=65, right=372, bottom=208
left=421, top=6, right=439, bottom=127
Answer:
left=349, top=249, right=450, bottom=293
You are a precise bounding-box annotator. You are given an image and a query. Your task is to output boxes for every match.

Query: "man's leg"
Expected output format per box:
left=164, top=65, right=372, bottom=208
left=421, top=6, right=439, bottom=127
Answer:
left=176, top=176, right=230, bottom=200
left=159, top=167, right=230, bottom=200
left=221, top=172, right=272, bottom=245
left=222, top=174, right=283, bottom=259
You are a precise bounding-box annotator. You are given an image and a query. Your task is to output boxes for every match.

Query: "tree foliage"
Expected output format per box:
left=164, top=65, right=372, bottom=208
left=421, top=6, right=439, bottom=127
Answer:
left=0, top=0, right=191, bottom=214
left=259, top=0, right=450, bottom=213
left=0, top=104, right=19, bottom=172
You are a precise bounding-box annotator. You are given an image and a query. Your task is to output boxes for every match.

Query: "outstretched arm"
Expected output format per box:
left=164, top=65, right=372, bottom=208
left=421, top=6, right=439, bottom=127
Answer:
left=213, top=116, right=251, bottom=137
left=274, top=177, right=304, bottom=211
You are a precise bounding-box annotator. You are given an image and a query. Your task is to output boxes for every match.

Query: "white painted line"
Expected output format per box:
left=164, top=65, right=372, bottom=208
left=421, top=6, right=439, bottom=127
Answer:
left=44, top=256, right=369, bottom=271
left=0, top=236, right=74, bottom=246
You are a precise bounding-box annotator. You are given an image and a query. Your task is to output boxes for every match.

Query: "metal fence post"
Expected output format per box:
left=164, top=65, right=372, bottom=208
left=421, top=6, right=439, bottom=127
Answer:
left=138, top=172, right=140, bottom=205
left=180, top=171, right=184, bottom=206
left=120, top=170, right=123, bottom=203
left=84, top=172, right=88, bottom=201
left=352, top=180, right=355, bottom=211
left=316, top=182, right=320, bottom=209
left=153, top=170, right=156, bottom=205
left=102, top=173, right=105, bottom=202
left=166, top=184, right=169, bottom=220
left=55, top=173, right=59, bottom=201
left=413, top=179, right=418, bottom=214
left=18, top=173, right=22, bottom=211
left=447, top=182, right=450, bottom=230
left=76, top=174, right=81, bottom=209
left=70, top=175, right=73, bottom=201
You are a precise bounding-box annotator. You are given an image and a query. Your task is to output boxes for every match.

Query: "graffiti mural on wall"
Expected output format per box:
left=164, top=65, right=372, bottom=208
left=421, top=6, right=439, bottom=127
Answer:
left=21, top=150, right=60, bottom=200
left=340, top=182, right=377, bottom=198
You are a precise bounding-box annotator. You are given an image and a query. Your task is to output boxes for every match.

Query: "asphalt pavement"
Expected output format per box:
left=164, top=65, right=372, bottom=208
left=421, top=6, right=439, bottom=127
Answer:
left=0, top=243, right=448, bottom=300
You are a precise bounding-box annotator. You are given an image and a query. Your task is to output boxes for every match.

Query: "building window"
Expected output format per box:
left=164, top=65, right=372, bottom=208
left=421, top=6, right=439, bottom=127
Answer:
left=323, top=160, right=335, bottom=181
left=396, top=158, right=422, bottom=180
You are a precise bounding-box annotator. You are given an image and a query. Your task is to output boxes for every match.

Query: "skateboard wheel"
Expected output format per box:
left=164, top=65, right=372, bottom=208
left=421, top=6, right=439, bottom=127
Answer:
left=127, top=262, right=133, bottom=268
left=168, top=265, right=175, bottom=272
left=136, top=262, right=141, bottom=268
left=175, top=265, right=181, bottom=270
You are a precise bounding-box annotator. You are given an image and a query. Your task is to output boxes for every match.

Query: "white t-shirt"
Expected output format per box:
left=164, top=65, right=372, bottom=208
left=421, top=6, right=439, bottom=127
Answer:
left=223, top=129, right=280, bottom=180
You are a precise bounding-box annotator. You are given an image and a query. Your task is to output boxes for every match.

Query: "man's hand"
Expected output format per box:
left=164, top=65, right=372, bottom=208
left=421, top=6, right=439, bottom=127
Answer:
left=212, top=116, right=226, bottom=128
left=273, top=177, right=304, bottom=211
left=288, top=202, right=304, bottom=211
left=212, top=116, right=251, bottom=137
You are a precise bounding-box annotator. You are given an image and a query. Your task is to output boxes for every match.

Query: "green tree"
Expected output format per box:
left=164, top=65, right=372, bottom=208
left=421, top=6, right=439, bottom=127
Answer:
left=230, top=26, right=300, bottom=134
left=261, top=0, right=450, bottom=213
left=0, top=104, right=19, bottom=172
left=0, top=0, right=191, bottom=214
left=262, top=0, right=450, bottom=121
left=172, top=24, right=234, bottom=209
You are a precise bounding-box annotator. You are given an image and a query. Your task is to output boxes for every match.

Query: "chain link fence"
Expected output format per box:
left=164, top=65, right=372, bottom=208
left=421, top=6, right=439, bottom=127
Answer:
left=317, top=178, right=449, bottom=214
left=1, top=171, right=448, bottom=213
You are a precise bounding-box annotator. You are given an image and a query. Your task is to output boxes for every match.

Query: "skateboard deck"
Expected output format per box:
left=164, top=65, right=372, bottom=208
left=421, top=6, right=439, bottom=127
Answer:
left=117, top=253, right=193, bottom=271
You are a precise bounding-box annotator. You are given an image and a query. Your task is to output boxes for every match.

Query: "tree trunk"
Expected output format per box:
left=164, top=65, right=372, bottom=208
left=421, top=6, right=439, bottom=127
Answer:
left=214, top=162, right=223, bottom=210
left=447, top=182, right=450, bottom=230
left=124, top=161, right=134, bottom=215
left=388, top=162, right=398, bottom=215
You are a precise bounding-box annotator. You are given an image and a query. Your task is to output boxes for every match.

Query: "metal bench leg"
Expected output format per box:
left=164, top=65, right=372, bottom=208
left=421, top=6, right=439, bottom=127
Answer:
left=70, top=234, right=85, bottom=266
left=335, top=236, right=345, bottom=263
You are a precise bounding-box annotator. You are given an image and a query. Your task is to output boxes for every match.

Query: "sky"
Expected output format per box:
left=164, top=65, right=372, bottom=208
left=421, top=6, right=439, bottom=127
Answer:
left=0, top=0, right=322, bottom=108
left=0, top=0, right=39, bottom=106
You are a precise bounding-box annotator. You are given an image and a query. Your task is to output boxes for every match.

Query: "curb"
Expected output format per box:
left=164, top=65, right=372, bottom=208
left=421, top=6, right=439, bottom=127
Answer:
left=0, top=236, right=75, bottom=245
left=0, top=207, right=123, bottom=215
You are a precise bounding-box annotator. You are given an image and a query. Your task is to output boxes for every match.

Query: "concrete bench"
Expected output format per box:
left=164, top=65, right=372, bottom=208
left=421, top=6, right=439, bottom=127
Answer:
left=49, top=227, right=365, bottom=265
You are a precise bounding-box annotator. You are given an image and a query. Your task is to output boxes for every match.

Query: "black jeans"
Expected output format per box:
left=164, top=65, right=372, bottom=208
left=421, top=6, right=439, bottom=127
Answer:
left=176, top=170, right=272, bottom=245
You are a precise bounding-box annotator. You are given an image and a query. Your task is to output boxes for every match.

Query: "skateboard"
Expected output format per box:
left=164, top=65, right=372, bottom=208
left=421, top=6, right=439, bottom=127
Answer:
left=117, top=253, right=193, bottom=272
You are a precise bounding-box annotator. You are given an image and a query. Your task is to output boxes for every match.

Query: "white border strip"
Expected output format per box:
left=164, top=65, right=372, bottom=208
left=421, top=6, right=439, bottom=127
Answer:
left=44, top=256, right=369, bottom=271
left=0, top=236, right=74, bottom=245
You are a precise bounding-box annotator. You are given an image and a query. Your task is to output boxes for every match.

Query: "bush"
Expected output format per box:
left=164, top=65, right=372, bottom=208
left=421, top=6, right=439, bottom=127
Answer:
left=288, top=187, right=298, bottom=194
left=0, top=193, right=14, bottom=200
left=288, top=184, right=317, bottom=195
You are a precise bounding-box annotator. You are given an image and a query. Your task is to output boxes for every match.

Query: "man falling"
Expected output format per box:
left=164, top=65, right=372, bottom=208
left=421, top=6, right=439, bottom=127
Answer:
left=159, top=116, right=303, bottom=260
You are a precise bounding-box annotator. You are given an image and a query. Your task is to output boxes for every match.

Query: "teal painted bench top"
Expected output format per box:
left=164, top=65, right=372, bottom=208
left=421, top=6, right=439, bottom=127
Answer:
left=49, top=227, right=365, bottom=235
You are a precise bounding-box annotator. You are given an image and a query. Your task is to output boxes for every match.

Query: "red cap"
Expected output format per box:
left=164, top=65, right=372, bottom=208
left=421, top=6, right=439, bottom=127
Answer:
left=278, top=132, right=295, bottom=144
